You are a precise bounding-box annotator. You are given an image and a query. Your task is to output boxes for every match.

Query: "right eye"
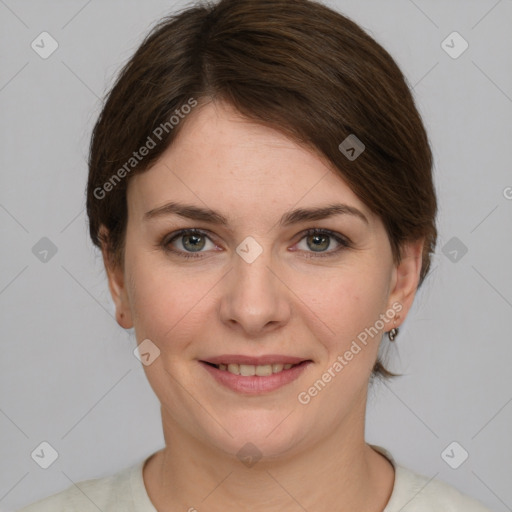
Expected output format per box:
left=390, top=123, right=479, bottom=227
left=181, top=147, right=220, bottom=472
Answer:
left=161, top=228, right=219, bottom=259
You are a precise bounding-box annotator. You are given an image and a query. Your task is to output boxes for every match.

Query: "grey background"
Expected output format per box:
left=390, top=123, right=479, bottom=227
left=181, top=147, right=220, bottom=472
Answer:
left=1, top=0, right=511, bottom=510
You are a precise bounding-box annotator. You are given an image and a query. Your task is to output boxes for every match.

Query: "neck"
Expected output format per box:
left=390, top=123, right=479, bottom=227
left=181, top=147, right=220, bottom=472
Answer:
left=143, top=405, right=395, bottom=512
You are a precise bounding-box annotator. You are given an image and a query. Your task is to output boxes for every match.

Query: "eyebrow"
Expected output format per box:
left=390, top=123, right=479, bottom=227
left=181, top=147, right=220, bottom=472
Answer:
left=143, top=201, right=369, bottom=227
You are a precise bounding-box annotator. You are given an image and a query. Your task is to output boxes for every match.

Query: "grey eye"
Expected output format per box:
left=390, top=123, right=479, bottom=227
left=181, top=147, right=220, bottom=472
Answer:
left=181, top=232, right=206, bottom=252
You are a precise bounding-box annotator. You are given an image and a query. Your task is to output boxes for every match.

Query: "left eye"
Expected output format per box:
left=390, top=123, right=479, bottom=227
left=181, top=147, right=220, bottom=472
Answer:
left=295, top=228, right=350, bottom=257
left=161, top=228, right=350, bottom=259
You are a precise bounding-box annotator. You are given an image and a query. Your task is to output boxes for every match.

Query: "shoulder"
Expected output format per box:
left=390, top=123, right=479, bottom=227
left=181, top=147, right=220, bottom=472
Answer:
left=369, top=444, right=493, bottom=512
left=16, top=459, right=146, bottom=512
left=386, top=464, right=494, bottom=512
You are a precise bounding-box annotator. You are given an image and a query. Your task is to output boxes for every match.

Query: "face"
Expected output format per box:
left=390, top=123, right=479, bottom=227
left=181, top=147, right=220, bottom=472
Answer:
left=103, top=100, right=423, bottom=460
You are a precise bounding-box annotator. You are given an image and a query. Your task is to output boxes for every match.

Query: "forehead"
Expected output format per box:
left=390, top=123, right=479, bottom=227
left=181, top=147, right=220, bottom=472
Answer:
left=126, top=101, right=374, bottom=226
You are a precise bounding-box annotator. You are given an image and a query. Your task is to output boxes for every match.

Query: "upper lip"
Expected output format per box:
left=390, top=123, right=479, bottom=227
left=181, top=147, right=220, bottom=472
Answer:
left=201, top=354, right=310, bottom=366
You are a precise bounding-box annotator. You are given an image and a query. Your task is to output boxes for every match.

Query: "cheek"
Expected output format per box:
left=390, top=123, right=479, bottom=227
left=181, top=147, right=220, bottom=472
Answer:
left=126, top=251, right=218, bottom=352
left=290, top=266, right=390, bottom=356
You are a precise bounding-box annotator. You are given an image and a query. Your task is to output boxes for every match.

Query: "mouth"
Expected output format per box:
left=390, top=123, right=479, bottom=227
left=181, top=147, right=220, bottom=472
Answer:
left=199, top=354, right=312, bottom=376
left=201, top=360, right=310, bottom=376
left=198, top=356, right=313, bottom=394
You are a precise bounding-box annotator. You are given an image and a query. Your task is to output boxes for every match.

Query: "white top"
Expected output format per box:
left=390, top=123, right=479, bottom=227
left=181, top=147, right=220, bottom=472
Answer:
left=17, top=445, right=493, bottom=511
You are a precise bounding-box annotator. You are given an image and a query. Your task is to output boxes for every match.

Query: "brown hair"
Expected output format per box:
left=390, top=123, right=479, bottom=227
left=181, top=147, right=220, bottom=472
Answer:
left=87, top=0, right=437, bottom=380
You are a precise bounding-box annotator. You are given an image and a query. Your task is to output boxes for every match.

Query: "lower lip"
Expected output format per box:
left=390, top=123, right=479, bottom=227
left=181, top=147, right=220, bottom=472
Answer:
left=199, top=361, right=312, bottom=394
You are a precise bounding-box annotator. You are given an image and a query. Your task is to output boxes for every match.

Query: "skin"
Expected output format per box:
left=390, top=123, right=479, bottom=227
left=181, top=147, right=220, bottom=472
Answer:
left=101, top=99, right=424, bottom=512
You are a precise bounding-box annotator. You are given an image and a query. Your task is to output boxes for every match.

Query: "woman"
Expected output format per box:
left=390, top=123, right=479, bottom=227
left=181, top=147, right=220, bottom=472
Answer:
left=18, top=0, right=493, bottom=510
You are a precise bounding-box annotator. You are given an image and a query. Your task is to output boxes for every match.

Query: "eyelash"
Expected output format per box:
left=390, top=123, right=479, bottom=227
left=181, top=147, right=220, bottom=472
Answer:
left=160, top=228, right=351, bottom=260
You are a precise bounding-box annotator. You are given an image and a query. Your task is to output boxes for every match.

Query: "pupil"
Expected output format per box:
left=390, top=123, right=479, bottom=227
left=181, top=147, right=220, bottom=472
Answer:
left=184, top=234, right=205, bottom=251
left=309, top=234, right=328, bottom=251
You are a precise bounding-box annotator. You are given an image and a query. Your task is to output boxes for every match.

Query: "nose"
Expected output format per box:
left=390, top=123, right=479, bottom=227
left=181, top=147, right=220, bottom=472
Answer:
left=218, top=242, right=292, bottom=337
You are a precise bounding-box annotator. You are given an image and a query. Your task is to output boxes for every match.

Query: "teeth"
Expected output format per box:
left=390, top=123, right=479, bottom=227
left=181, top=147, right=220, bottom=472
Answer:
left=227, top=363, right=240, bottom=375
left=214, top=362, right=299, bottom=376
left=240, top=364, right=256, bottom=376
left=255, top=365, right=272, bottom=376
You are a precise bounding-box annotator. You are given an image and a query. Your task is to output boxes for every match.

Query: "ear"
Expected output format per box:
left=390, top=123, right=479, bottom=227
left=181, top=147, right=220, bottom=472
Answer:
left=386, top=238, right=425, bottom=328
left=99, top=225, right=133, bottom=329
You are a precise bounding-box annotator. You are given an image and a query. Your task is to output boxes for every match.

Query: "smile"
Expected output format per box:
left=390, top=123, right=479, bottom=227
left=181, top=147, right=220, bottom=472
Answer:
left=206, top=362, right=300, bottom=376
left=199, top=359, right=313, bottom=394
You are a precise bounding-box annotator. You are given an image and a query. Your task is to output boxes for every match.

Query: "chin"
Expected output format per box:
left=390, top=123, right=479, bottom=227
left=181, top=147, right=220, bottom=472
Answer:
left=199, top=411, right=310, bottom=463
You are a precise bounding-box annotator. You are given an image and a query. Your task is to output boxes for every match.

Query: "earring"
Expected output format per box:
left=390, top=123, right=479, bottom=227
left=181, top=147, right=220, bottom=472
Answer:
left=388, top=316, right=400, bottom=341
